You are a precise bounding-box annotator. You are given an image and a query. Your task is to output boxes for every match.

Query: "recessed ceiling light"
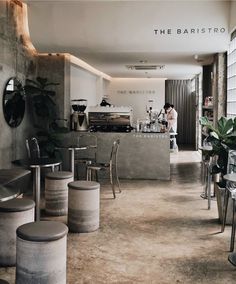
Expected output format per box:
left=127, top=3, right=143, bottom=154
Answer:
left=139, top=60, right=148, bottom=63
left=126, top=65, right=165, bottom=70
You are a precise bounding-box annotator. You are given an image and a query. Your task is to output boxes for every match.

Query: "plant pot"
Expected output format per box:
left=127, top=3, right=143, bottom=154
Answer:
left=215, top=182, right=233, bottom=225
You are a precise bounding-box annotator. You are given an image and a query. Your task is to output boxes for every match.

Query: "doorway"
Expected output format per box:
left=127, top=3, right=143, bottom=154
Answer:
left=165, top=80, right=196, bottom=149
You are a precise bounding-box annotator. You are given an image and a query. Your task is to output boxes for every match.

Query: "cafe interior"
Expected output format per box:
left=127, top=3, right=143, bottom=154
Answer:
left=1, top=0, right=236, bottom=283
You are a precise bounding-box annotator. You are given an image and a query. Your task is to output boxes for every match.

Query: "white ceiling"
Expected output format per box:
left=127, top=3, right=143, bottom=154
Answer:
left=24, top=0, right=231, bottom=79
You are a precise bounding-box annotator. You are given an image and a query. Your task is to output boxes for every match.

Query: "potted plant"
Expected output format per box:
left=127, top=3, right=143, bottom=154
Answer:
left=24, top=77, right=68, bottom=157
left=200, top=116, right=236, bottom=223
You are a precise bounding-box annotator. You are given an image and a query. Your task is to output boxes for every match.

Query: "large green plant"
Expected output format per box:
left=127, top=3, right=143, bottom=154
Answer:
left=200, top=116, right=236, bottom=179
left=24, top=77, right=59, bottom=129
left=24, top=77, right=68, bottom=157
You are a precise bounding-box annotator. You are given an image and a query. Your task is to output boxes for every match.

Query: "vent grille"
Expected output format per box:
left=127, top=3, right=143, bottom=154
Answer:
left=126, top=65, right=165, bottom=70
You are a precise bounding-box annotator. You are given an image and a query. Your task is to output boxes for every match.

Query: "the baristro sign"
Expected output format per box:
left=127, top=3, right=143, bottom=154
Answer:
left=117, top=90, right=156, bottom=95
left=154, top=27, right=226, bottom=35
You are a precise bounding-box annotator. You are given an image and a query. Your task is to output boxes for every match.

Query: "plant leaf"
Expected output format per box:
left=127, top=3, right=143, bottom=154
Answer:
left=36, top=77, right=48, bottom=87
left=210, top=131, right=219, bottom=139
left=25, top=79, right=41, bottom=88
left=24, top=85, right=41, bottom=95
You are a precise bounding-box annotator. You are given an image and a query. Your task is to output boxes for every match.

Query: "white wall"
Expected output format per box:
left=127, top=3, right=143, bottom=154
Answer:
left=70, top=65, right=98, bottom=110
left=107, top=78, right=166, bottom=120
left=70, top=64, right=110, bottom=112
left=230, top=1, right=236, bottom=33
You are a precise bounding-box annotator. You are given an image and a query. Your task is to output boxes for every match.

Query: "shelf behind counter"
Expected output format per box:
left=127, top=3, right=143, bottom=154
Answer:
left=60, top=131, right=170, bottom=180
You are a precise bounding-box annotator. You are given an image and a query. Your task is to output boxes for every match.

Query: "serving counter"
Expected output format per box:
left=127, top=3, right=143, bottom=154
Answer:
left=60, top=132, right=170, bottom=180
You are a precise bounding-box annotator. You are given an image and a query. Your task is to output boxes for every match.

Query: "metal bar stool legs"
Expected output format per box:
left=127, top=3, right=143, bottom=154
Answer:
left=200, top=160, right=212, bottom=209
left=207, top=162, right=212, bottom=209
left=222, top=174, right=236, bottom=253
left=230, top=198, right=236, bottom=252
left=228, top=197, right=236, bottom=265
left=221, top=187, right=230, bottom=233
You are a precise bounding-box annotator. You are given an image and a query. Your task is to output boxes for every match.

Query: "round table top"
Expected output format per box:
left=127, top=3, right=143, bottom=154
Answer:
left=224, top=173, right=236, bottom=183
left=14, top=157, right=61, bottom=168
left=56, top=145, right=95, bottom=151
left=0, top=185, right=19, bottom=202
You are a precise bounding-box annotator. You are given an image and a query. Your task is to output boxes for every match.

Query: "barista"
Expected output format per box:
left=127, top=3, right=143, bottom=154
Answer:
left=163, top=103, right=178, bottom=133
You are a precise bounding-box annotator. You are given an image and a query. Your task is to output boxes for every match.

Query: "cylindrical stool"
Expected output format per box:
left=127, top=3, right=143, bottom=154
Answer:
left=68, top=181, right=100, bottom=233
left=16, top=221, right=68, bottom=284
left=45, top=171, right=73, bottom=216
left=0, top=198, right=35, bottom=266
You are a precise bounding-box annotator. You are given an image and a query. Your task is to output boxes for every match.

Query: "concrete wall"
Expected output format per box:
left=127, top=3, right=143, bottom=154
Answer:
left=70, top=65, right=99, bottom=108
left=107, top=78, right=165, bottom=121
left=212, top=52, right=227, bottom=126
left=37, top=54, right=71, bottom=125
left=0, top=0, right=37, bottom=168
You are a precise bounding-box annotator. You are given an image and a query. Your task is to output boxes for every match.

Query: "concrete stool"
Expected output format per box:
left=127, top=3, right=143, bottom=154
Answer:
left=16, top=221, right=68, bottom=284
left=45, top=171, right=73, bottom=216
left=0, top=198, right=35, bottom=266
left=68, top=180, right=100, bottom=233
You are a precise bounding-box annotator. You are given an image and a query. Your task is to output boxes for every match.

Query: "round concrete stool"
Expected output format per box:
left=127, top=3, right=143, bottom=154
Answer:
left=0, top=198, right=35, bottom=266
left=16, top=221, right=68, bottom=284
left=68, top=180, right=100, bottom=233
left=45, top=171, right=73, bottom=216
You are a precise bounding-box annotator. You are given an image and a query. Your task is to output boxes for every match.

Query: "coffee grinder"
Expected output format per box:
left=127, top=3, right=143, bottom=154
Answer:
left=71, top=99, right=88, bottom=131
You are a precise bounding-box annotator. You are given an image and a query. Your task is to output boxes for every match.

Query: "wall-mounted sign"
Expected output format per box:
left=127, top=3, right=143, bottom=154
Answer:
left=117, top=90, right=156, bottom=95
left=154, top=27, right=226, bottom=35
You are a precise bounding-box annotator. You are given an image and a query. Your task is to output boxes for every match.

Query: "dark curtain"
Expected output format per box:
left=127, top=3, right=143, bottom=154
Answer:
left=165, top=80, right=195, bottom=146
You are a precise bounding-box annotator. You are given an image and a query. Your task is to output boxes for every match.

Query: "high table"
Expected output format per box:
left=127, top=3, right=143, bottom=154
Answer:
left=0, top=185, right=19, bottom=202
left=56, top=145, right=95, bottom=177
left=0, top=168, right=31, bottom=186
left=15, top=158, right=61, bottom=221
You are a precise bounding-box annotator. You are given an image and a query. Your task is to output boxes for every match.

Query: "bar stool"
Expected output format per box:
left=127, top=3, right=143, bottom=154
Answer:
left=221, top=173, right=236, bottom=252
left=199, top=145, right=214, bottom=209
left=16, top=221, right=68, bottom=284
left=68, top=180, right=100, bottom=233
left=45, top=171, right=73, bottom=216
left=74, top=134, right=97, bottom=179
left=0, top=198, right=35, bottom=266
left=87, top=138, right=121, bottom=199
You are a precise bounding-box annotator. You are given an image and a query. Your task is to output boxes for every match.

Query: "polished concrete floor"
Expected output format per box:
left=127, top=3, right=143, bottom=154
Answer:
left=1, top=150, right=236, bottom=283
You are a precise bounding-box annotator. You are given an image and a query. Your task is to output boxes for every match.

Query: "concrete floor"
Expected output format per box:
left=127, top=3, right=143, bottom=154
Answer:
left=1, top=150, right=236, bottom=283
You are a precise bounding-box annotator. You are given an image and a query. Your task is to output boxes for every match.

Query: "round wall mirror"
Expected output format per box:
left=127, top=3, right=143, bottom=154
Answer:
left=2, top=77, right=25, bottom=127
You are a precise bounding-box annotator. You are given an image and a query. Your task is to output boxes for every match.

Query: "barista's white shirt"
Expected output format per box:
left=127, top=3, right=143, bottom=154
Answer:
left=167, top=107, right=178, bottom=132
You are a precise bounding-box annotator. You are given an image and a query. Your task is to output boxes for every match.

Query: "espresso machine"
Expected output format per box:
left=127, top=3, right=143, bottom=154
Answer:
left=71, top=99, right=88, bottom=131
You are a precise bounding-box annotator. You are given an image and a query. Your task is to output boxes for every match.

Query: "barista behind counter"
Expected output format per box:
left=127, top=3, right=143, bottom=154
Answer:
left=163, top=103, right=178, bottom=133
left=163, top=103, right=178, bottom=151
